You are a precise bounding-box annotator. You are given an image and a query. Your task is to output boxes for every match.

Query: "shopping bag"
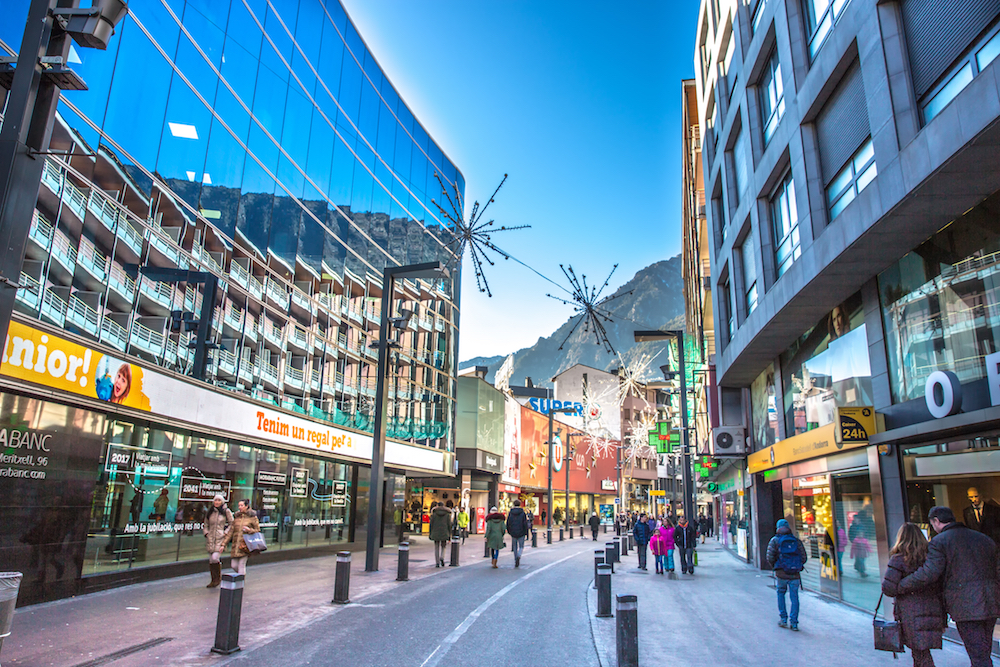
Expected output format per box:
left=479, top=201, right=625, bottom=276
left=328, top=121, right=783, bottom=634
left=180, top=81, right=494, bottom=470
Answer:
left=243, top=531, right=267, bottom=554
left=694, top=550, right=698, bottom=566
left=873, top=594, right=903, bottom=654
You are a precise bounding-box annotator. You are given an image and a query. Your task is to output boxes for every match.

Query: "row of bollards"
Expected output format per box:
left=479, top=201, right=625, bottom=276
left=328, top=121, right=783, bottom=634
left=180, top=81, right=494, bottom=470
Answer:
left=592, top=541, right=638, bottom=667
left=532, top=530, right=538, bottom=547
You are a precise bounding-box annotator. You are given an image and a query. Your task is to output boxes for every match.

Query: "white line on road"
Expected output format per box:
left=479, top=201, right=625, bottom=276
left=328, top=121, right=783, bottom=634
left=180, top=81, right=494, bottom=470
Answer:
left=419, top=549, right=586, bottom=667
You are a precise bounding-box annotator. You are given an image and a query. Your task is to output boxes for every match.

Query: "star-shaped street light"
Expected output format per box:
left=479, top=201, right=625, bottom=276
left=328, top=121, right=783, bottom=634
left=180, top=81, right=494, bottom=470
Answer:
left=547, top=264, right=632, bottom=354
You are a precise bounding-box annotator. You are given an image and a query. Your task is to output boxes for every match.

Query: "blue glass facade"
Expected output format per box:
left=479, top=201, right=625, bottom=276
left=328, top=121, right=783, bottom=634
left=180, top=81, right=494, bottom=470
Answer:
left=0, top=0, right=463, bottom=445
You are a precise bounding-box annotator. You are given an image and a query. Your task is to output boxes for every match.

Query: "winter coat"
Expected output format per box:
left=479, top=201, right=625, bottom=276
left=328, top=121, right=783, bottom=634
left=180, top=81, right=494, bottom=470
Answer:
left=203, top=505, right=234, bottom=555
left=222, top=508, right=260, bottom=558
left=633, top=520, right=652, bottom=545
left=589, top=515, right=601, bottom=531
left=457, top=511, right=470, bottom=529
left=899, top=522, right=1000, bottom=622
left=505, top=507, right=530, bottom=539
left=765, top=525, right=808, bottom=580
left=662, top=525, right=676, bottom=550
left=485, top=513, right=506, bottom=551
left=429, top=507, right=453, bottom=542
left=650, top=526, right=670, bottom=556
left=674, top=523, right=698, bottom=550
left=882, top=554, right=946, bottom=651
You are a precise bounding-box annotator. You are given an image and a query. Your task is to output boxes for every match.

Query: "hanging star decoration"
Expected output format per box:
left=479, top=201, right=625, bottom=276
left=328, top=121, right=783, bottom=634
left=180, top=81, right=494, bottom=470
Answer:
left=431, top=172, right=529, bottom=297
left=615, top=350, right=661, bottom=409
left=547, top=264, right=632, bottom=354
left=585, top=432, right=615, bottom=460
left=624, top=413, right=658, bottom=465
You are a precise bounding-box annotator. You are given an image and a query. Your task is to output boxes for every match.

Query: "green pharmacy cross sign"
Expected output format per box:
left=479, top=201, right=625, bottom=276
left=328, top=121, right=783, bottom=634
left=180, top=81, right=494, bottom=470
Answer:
left=648, top=422, right=677, bottom=454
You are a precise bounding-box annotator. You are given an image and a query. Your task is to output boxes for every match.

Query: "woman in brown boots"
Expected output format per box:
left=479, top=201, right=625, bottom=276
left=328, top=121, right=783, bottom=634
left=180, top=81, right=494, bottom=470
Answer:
left=485, top=506, right=506, bottom=568
left=203, top=494, right=233, bottom=587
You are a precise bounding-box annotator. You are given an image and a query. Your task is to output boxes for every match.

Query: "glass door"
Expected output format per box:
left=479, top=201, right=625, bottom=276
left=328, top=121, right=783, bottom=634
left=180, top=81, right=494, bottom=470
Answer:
left=790, top=475, right=836, bottom=596
left=833, top=472, right=880, bottom=610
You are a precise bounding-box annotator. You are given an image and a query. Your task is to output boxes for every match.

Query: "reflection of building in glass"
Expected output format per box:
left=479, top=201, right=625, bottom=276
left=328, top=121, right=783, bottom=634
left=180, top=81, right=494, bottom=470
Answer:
left=0, top=0, right=462, bottom=605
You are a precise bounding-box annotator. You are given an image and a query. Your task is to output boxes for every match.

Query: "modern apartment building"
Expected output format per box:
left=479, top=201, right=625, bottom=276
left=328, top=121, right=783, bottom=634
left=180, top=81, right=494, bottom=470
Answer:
left=0, top=0, right=463, bottom=604
left=695, top=0, right=1000, bottom=614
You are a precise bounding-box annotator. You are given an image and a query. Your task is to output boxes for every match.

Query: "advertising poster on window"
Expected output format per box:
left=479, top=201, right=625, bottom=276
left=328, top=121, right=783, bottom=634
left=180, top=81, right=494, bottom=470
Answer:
left=1, top=321, right=446, bottom=473
left=517, top=402, right=617, bottom=494
left=501, top=394, right=520, bottom=486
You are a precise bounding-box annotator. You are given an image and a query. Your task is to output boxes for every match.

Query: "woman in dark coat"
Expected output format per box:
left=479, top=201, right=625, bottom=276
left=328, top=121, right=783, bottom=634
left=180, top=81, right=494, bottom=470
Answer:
left=881, top=522, right=946, bottom=667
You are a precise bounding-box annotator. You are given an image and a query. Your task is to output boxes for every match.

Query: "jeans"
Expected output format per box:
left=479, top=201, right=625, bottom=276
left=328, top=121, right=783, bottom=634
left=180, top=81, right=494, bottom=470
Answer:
left=512, top=536, right=525, bottom=561
left=434, top=540, right=447, bottom=563
left=654, top=554, right=666, bottom=571
left=491, top=549, right=499, bottom=559
left=637, top=543, right=648, bottom=569
left=679, top=547, right=694, bottom=573
left=956, top=618, right=997, bottom=667
left=775, top=577, right=800, bottom=625
left=666, top=549, right=675, bottom=571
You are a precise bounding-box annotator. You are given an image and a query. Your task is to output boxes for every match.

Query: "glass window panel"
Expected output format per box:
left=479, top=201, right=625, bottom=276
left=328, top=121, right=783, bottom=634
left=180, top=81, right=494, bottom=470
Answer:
left=834, top=473, right=880, bottom=610
left=0, top=0, right=29, bottom=53
left=782, top=292, right=871, bottom=435
left=924, top=63, right=974, bottom=123
left=270, top=156, right=305, bottom=267
left=827, top=165, right=854, bottom=205
left=199, top=119, right=248, bottom=239
left=280, top=87, right=313, bottom=170
left=306, top=108, right=336, bottom=199
left=362, top=48, right=383, bottom=94
left=322, top=0, right=348, bottom=36
left=829, top=186, right=855, bottom=219
left=329, top=138, right=356, bottom=208
left=351, top=166, right=374, bottom=215
left=316, top=21, right=345, bottom=102
left=62, top=20, right=121, bottom=129
left=251, top=65, right=288, bottom=141
left=323, top=206, right=349, bottom=275
left=237, top=132, right=278, bottom=255
left=357, top=81, right=381, bottom=147
left=263, top=2, right=295, bottom=64
left=393, top=124, right=413, bottom=185
left=289, top=50, right=317, bottom=103
left=856, top=161, right=877, bottom=193
left=853, top=139, right=875, bottom=172
left=101, top=19, right=173, bottom=171
left=343, top=20, right=364, bottom=63
left=220, top=37, right=260, bottom=108
left=298, top=183, right=326, bottom=273
left=376, top=101, right=397, bottom=162
left=224, top=0, right=264, bottom=60
left=157, top=72, right=214, bottom=210
left=181, top=2, right=227, bottom=69
left=978, top=31, right=1000, bottom=71
left=337, top=56, right=363, bottom=124
left=750, top=364, right=778, bottom=450
left=295, top=0, right=325, bottom=64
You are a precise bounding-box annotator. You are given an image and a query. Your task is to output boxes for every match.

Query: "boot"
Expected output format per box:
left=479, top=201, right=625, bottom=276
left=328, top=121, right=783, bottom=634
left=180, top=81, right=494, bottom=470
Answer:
left=491, top=558, right=498, bottom=568
left=207, top=562, right=222, bottom=588
left=515, top=557, right=520, bottom=568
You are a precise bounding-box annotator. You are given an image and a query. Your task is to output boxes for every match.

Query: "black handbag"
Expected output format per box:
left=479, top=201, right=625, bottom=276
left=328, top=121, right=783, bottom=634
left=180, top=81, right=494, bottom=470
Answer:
left=873, top=593, right=904, bottom=656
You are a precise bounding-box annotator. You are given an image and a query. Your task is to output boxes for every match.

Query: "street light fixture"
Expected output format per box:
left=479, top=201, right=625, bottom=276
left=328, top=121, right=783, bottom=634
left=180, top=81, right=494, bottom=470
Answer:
left=365, top=261, right=449, bottom=572
left=634, top=330, right=695, bottom=523
left=547, top=403, right=576, bottom=534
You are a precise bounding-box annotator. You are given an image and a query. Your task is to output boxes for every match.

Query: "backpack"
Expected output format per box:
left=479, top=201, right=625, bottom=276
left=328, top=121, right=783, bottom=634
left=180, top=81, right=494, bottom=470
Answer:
left=775, top=534, right=803, bottom=573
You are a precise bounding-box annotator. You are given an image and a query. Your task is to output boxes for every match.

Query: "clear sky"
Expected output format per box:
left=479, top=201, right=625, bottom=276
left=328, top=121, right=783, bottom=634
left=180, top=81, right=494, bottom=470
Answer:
left=341, top=1, right=701, bottom=360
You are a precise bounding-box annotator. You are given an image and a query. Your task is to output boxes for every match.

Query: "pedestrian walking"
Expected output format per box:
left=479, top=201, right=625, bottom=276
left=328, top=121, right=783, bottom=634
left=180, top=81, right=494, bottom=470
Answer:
left=881, top=522, right=946, bottom=667
left=589, top=511, right=601, bottom=541
left=898, top=506, right=1000, bottom=667
left=615, top=513, right=622, bottom=536
left=850, top=506, right=875, bottom=578
left=457, top=506, right=470, bottom=545
left=698, top=514, right=710, bottom=544
left=485, top=506, right=506, bottom=568
left=650, top=520, right=670, bottom=574
left=220, top=499, right=260, bottom=576
left=429, top=502, right=452, bottom=568
left=675, top=516, right=698, bottom=575
left=505, top=500, right=530, bottom=568
left=766, top=518, right=807, bottom=631
left=202, top=494, right=233, bottom=588
left=633, top=513, right=652, bottom=570
left=706, top=513, right=715, bottom=539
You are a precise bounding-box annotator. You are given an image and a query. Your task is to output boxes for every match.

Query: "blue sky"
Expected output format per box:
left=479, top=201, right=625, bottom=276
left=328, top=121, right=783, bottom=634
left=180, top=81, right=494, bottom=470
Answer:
left=341, top=1, right=701, bottom=360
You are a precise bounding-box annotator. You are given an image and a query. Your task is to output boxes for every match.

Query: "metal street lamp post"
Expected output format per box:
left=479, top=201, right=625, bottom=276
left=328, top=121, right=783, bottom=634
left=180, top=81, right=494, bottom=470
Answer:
left=634, top=330, right=695, bottom=522
left=547, top=403, right=575, bottom=534
left=365, top=261, right=447, bottom=573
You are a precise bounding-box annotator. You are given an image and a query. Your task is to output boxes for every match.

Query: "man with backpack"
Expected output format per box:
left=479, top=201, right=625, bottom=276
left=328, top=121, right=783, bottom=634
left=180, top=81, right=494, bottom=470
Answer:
left=505, top=499, right=531, bottom=568
left=766, top=518, right=808, bottom=631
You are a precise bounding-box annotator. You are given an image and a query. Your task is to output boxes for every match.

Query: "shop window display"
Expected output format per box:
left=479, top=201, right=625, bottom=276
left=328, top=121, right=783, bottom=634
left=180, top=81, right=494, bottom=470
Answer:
left=750, top=363, right=779, bottom=450
left=782, top=292, right=873, bottom=436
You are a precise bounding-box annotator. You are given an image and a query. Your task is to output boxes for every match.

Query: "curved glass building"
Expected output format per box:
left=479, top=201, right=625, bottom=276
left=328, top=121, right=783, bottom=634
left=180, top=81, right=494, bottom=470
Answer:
left=0, top=0, right=463, bottom=604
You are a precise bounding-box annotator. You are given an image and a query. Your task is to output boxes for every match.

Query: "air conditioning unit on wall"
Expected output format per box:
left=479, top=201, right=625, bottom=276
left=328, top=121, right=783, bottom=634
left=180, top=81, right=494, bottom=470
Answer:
left=711, top=426, right=747, bottom=457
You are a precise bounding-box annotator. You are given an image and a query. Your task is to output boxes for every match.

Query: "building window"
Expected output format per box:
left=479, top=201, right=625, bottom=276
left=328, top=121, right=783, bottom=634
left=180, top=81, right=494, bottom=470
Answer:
left=713, top=193, right=728, bottom=247
left=741, top=235, right=758, bottom=315
left=722, top=278, right=735, bottom=341
left=922, top=26, right=1000, bottom=123
left=721, top=34, right=738, bottom=101
left=751, top=0, right=768, bottom=35
left=730, top=125, right=749, bottom=207
left=804, top=0, right=850, bottom=58
left=827, top=138, right=876, bottom=220
left=771, top=171, right=800, bottom=278
left=760, top=49, right=784, bottom=145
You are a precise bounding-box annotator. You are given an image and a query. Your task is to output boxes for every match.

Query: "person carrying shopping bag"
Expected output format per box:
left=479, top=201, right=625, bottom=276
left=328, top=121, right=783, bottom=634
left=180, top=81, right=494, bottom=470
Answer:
left=220, top=499, right=260, bottom=576
left=202, top=494, right=233, bottom=587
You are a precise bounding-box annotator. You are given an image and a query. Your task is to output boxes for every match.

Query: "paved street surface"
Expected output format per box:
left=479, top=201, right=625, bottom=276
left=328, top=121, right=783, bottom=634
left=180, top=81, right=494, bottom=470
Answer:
left=2, top=532, right=987, bottom=666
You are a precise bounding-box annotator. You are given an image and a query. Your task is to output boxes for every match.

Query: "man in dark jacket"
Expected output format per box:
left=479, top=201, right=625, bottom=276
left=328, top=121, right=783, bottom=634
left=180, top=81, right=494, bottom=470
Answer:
left=675, top=516, right=698, bottom=575
left=899, top=506, right=1000, bottom=667
left=589, top=512, right=601, bottom=541
left=633, top=513, right=652, bottom=570
left=766, top=519, right=808, bottom=631
left=964, top=487, right=1000, bottom=544
left=505, top=500, right=531, bottom=568
left=428, top=502, right=453, bottom=568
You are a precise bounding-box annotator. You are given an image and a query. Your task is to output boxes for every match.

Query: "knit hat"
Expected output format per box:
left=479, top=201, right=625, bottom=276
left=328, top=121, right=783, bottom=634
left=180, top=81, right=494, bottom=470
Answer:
left=490, top=506, right=498, bottom=513
left=777, top=519, right=790, bottom=529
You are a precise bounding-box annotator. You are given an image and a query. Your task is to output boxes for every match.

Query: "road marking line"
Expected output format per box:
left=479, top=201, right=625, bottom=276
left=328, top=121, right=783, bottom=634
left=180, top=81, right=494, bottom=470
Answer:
left=420, top=549, right=585, bottom=667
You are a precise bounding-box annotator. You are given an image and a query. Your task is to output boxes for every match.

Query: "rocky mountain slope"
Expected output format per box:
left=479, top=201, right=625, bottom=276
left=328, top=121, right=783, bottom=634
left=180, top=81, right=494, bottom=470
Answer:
left=461, top=255, right=686, bottom=386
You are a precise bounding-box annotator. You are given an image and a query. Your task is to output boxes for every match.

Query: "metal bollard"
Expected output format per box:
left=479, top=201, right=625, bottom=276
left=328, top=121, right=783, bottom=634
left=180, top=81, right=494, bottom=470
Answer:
left=596, top=564, right=613, bottom=618
left=332, top=551, right=351, bottom=604
left=604, top=543, right=616, bottom=574
left=628, top=534, right=635, bottom=551
left=396, top=542, right=409, bottom=581
left=212, top=572, right=244, bottom=655
left=604, top=523, right=608, bottom=534
left=594, top=550, right=604, bottom=589
left=450, top=535, right=460, bottom=567
left=621, top=535, right=629, bottom=557
left=616, top=594, right=639, bottom=667
left=547, top=529, right=552, bottom=545
left=613, top=537, right=621, bottom=563
left=559, top=527, right=564, bottom=541
left=569, top=525, right=574, bottom=539
left=532, top=530, right=538, bottom=547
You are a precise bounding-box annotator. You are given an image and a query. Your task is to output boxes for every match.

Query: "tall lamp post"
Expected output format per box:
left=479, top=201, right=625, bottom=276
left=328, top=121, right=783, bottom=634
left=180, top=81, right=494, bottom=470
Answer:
left=547, top=403, right=576, bottom=534
left=365, top=261, right=448, bottom=572
left=634, top=330, right=695, bottom=522
left=0, top=0, right=128, bottom=352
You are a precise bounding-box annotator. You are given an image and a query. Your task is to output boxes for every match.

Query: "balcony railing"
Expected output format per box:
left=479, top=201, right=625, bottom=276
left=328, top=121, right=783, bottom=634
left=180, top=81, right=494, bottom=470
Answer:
left=239, top=357, right=255, bottom=383
left=289, top=326, right=309, bottom=349
left=261, top=363, right=279, bottom=385
left=248, top=275, right=264, bottom=300
left=40, top=159, right=62, bottom=195
left=147, top=230, right=180, bottom=265
left=285, top=365, right=305, bottom=387
left=139, top=277, right=177, bottom=309
left=311, top=368, right=321, bottom=390
left=193, top=243, right=222, bottom=273
left=244, top=313, right=258, bottom=341
left=87, top=190, right=118, bottom=232
left=224, top=304, right=244, bottom=329
left=217, top=349, right=237, bottom=375
left=100, top=316, right=127, bottom=351
left=66, top=294, right=99, bottom=336
left=264, top=320, right=284, bottom=347
left=291, top=288, right=312, bottom=312
left=266, top=278, right=288, bottom=306
left=338, top=333, right=348, bottom=349
left=28, top=210, right=54, bottom=249
left=63, top=180, right=87, bottom=221
left=108, top=264, right=136, bottom=302
left=40, top=288, right=68, bottom=327
left=130, top=321, right=165, bottom=356
left=230, top=260, right=250, bottom=290
left=50, top=229, right=77, bottom=273
left=115, top=217, right=144, bottom=256
left=77, top=236, right=108, bottom=282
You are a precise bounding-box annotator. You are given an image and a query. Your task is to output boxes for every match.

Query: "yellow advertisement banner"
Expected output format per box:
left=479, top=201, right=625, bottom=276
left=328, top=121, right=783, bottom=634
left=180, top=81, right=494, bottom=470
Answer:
left=748, top=421, right=872, bottom=475
left=1, top=321, right=151, bottom=411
